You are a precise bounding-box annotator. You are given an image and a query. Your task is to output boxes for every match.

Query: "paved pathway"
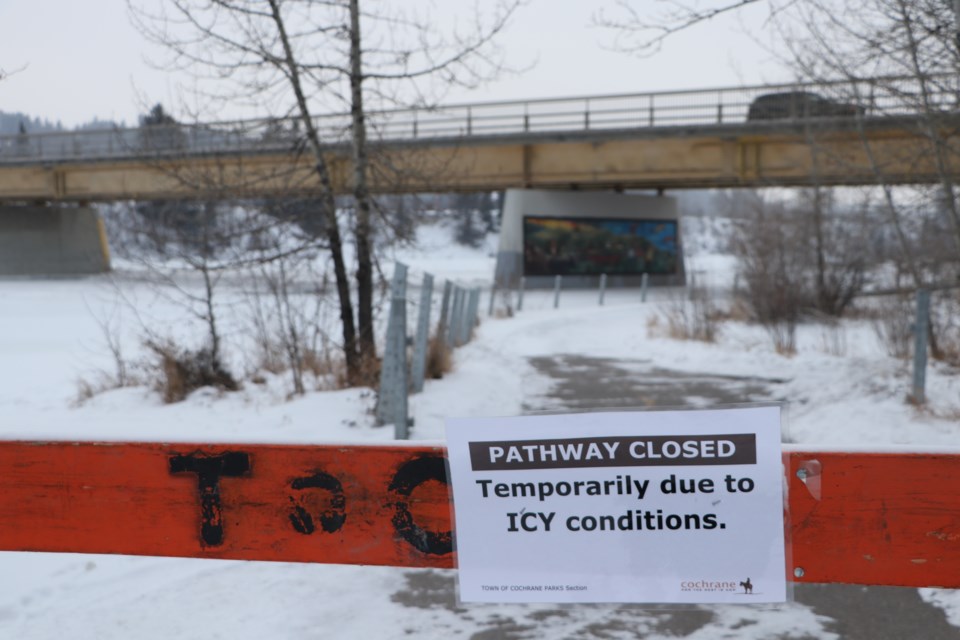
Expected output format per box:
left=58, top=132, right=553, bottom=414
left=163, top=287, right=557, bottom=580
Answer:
left=390, top=354, right=958, bottom=639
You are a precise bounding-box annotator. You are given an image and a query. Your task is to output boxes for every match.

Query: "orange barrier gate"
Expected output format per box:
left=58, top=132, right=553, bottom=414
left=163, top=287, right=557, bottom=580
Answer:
left=0, top=441, right=958, bottom=588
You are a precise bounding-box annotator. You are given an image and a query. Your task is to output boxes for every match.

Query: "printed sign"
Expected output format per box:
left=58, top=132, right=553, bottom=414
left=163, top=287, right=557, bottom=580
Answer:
left=445, top=407, right=786, bottom=603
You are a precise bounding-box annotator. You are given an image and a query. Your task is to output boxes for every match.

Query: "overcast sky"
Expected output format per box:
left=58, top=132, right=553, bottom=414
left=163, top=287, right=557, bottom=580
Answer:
left=0, top=0, right=789, bottom=128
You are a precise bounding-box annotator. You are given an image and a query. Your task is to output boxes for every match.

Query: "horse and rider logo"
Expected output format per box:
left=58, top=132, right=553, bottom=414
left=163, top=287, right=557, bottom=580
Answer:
left=740, top=577, right=753, bottom=594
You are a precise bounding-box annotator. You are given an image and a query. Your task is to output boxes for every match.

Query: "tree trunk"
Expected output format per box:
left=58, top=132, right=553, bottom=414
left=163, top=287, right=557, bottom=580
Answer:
left=811, top=186, right=829, bottom=313
left=349, top=0, right=377, bottom=379
left=267, top=0, right=360, bottom=382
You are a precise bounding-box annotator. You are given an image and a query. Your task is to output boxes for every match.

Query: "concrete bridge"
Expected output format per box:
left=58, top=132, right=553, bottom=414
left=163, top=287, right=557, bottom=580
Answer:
left=2, top=76, right=959, bottom=202
left=3, top=75, right=959, bottom=275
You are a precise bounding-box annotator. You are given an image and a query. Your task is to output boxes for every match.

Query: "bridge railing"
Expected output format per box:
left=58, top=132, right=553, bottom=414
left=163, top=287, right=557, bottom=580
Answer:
left=1, top=75, right=958, bottom=165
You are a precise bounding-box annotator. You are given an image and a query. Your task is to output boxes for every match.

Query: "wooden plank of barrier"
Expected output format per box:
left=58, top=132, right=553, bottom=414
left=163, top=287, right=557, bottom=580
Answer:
left=786, top=449, right=960, bottom=588
left=0, top=441, right=453, bottom=569
left=1, top=442, right=959, bottom=589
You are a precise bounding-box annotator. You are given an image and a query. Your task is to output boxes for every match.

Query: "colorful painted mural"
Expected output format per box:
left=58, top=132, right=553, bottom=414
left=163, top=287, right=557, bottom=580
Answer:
left=522, top=216, right=678, bottom=276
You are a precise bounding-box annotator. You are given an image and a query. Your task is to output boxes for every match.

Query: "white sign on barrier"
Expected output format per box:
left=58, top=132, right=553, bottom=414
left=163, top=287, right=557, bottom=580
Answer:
left=445, top=407, right=786, bottom=604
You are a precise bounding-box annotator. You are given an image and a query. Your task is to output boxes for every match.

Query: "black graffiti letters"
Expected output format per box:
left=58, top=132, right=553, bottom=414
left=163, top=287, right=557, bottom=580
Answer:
left=288, top=472, right=347, bottom=535
left=168, top=451, right=452, bottom=556
left=388, top=455, right=453, bottom=556
left=169, top=451, right=251, bottom=547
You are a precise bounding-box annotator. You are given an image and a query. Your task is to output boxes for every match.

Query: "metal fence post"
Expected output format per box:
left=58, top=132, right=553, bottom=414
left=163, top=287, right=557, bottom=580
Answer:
left=376, top=263, right=409, bottom=438
left=410, top=272, right=433, bottom=394
left=467, top=288, right=481, bottom=341
left=447, top=286, right=463, bottom=348
left=553, top=275, right=562, bottom=309
left=517, top=277, right=526, bottom=312
left=912, top=288, right=930, bottom=405
left=438, top=280, right=452, bottom=339
left=641, top=273, right=649, bottom=302
left=458, top=288, right=473, bottom=346
left=599, top=273, right=607, bottom=306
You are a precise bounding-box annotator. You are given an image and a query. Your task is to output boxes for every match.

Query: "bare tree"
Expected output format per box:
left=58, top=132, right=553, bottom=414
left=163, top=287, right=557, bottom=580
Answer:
left=129, top=0, right=521, bottom=385
left=244, top=225, right=334, bottom=396
left=604, top=0, right=960, bottom=358
left=770, top=0, right=960, bottom=357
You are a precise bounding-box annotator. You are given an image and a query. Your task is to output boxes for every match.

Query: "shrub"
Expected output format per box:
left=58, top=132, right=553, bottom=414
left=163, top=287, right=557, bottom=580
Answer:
left=930, top=290, right=960, bottom=367
left=659, top=279, right=719, bottom=343
left=731, top=191, right=870, bottom=353
left=145, top=339, right=238, bottom=404
left=871, top=294, right=914, bottom=360
left=817, top=319, right=848, bottom=357
left=766, top=321, right=797, bottom=356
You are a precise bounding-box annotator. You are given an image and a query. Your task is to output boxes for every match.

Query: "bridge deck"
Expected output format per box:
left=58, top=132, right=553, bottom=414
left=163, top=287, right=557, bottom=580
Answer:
left=1, top=76, right=958, bottom=199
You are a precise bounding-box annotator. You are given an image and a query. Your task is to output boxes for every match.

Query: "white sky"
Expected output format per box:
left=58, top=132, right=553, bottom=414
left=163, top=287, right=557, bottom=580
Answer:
left=0, top=0, right=789, bottom=128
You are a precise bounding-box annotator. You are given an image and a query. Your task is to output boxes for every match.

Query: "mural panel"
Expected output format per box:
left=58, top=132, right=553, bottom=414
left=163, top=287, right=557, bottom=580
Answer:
left=522, top=216, right=678, bottom=276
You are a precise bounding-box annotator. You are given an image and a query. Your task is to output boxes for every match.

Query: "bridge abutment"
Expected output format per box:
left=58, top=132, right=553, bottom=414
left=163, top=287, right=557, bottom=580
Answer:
left=0, top=205, right=110, bottom=276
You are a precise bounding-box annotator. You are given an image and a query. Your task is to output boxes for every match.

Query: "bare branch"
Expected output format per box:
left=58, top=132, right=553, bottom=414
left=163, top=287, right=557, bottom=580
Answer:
left=593, top=0, right=765, bottom=55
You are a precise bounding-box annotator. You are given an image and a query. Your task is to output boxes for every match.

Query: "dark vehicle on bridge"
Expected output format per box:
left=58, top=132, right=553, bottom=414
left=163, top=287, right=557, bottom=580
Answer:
left=747, top=91, right=864, bottom=120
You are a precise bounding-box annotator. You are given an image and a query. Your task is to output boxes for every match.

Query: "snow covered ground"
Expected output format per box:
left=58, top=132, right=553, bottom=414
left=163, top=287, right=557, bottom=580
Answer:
left=1, top=219, right=959, bottom=638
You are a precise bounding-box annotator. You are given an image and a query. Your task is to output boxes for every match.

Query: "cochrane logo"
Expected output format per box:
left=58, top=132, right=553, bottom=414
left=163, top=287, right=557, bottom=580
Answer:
left=680, top=577, right=755, bottom=594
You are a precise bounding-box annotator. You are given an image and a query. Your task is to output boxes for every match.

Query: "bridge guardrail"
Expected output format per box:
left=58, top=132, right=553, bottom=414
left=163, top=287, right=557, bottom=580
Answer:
left=2, top=75, right=959, bottom=165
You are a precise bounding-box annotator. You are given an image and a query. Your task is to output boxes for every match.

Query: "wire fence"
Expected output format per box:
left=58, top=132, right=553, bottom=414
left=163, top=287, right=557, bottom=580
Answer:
left=2, top=75, right=958, bottom=165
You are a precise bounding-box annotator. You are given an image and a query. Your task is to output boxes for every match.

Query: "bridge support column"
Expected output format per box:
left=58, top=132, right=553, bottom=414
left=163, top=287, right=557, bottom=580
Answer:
left=0, top=205, right=110, bottom=276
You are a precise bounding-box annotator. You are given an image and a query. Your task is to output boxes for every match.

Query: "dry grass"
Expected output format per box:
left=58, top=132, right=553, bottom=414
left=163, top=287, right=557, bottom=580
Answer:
left=346, top=351, right=381, bottom=390
left=711, top=297, right=753, bottom=323
left=657, top=283, right=720, bottom=343
left=251, top=339, right=355, bottom=392
left=646, top=313, right=664, bottom=338
left=768, top=322, right=798, bottom=357
left=930, top=292, right=960, bottom=367
left=870, top=295, right=914, bottom=360
left=253, top=340, right=288, bottom=376
left=426, top=333, right=454, bottom=379
left=934, top=336, right=960, bottom=368
left=818, top=321, right=848, bottom=357
left=145, top=339, right=239, bottom=404
left=301, top=346, right=350, bottom=389
left=73, top=374, right=125, bottom=407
